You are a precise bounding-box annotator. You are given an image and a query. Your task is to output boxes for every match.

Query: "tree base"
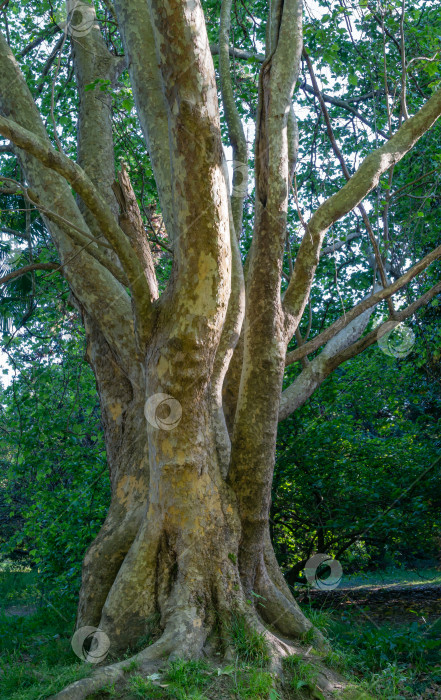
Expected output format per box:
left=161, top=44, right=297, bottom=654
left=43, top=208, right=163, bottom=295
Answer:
left=49, top=617, right=350, bottom=700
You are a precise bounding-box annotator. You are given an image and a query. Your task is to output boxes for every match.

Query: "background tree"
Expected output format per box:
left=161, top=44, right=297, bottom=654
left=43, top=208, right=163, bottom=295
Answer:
left=1, top=0, right=441, bottom=696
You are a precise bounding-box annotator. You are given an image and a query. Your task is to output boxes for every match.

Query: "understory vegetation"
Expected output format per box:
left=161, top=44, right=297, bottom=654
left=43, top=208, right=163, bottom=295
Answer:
left=1, top=568, right=440, bottom=699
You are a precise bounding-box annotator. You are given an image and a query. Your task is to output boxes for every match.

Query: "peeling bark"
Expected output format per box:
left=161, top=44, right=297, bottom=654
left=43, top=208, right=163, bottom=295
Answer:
left=2, top=1, right=441, bottom=687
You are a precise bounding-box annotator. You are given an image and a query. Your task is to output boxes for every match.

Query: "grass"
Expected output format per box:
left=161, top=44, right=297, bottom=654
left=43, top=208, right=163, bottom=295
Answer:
left=228, top=614, right=270, bottom=667
left=0, top=569, right=90, bottom=700
left=330, top=616, right=441, bottom=699
left=298, top=602, right=441, bottom=699
left=283, top=655, right=324, bottom=698
left=0, top=572, right=276, bottom=700
left=1, top=567, right=440, bottom=699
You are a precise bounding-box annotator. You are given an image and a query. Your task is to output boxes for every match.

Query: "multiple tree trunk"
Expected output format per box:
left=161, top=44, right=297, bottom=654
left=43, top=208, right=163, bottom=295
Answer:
left=1, top=0, right=441, bottom=686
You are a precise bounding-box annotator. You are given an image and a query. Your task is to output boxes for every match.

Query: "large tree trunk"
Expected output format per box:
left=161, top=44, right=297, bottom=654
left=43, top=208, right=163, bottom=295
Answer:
left=76, top=318, right=149, bottom=630
left=99, top=391, right=242, bottom=657
left=77, top=296, right=314, bottom=658
left=2, top=2, right=441, bottom=696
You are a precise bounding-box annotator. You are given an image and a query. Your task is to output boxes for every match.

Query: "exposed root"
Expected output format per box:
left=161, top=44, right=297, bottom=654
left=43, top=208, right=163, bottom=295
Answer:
left=97, top=515, right=163, bottom=650
left=76, top=504, right=144, bottom=628
left=137, top=602, right=209, bottom=664
left=255, top=559, right=329, bottom=652
left=255, top=624, right=346, bottom=699
left=49, top=609, right=211, bottom=700
left=48, top=666, right=125, bottom=700
left=50, top=606, right=347, bottom=700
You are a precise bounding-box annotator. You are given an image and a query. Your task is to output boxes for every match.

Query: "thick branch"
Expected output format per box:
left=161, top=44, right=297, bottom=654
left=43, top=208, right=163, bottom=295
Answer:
left=0, top=31, right=137, bottom=371
left=0, top=262, right=59, bottom=286
left=72, top=24, right=122, bottom=220
left=285, top=241, right=441, bottom=366
left=114, top=0, right=175, bottom=243
left=279, top=291, right=378, bottom=421
left=219, top=0, right=248, bottom=236
left=280, top=280, right=441, bottom=421
left=0, top=113, right=153, bottom=341
left=229, top=0, right=303, bottom=593
left=283, top=83, right=441, bottom=333
left=146, top=0, right=231, bottom=327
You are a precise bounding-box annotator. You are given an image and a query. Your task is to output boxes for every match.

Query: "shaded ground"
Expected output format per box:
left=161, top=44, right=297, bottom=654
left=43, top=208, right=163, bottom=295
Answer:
left=296, top=581, right=441, bottom=625
left=1, top=568, right=441, bottom=698
left=4, top=605, right=37, bottom=617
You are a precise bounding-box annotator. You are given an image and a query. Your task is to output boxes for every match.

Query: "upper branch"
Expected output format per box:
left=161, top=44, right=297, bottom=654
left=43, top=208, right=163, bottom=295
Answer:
left=0, top=31, right=138, bottom=370
left=0, top=113, right=154, bottom=340
left=280, top=276, right=441, bottom=422
left=210, top=43, right=387, bottom=137
left=113, top=0, right=175, bottom=244
left=219, top=0, right=248, bottom=237
left=285, top=240, right=441, bottom=366
left=72, top=23, right=122, bottom=219
left=146, top=0, right=231, bottom=332
left=282, top=83, right=441, bottom=334
left=279, top=292, right=378, bottom=421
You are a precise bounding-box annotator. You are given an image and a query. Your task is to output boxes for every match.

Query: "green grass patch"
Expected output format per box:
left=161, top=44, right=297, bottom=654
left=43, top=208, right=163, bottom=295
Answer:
left=1, top=567, right=440, bottom=699
left=328, top=612, right=441, bottom=698
left=228, top=614, right=270, bottom=667
left=283, top=655, right=324, bottom=699
left=0, top=569, right=86, bottom=700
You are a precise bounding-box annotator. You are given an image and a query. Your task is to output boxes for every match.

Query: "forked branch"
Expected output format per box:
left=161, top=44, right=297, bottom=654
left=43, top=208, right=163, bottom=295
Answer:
left=283, top=83, right=441, bottom=334
left=285, top=240, right=441, bottom=366
left=0, top=114, right=154, bottom=339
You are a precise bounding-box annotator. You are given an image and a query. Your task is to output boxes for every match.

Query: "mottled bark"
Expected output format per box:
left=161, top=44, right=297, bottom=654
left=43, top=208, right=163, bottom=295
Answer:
left=77, top=319, right=149, bottom=628
left=113, top=0, right=175, bottom=242
left=229, top=0, right=303, bottom=599
left=2, top=3, right=441, bottom=691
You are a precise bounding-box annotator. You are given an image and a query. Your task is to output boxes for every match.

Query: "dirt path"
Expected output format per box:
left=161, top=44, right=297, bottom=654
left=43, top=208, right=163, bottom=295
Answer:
left=3, top=604, right=37, bottom=617
left=296, top=583, right=441, bottom=625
